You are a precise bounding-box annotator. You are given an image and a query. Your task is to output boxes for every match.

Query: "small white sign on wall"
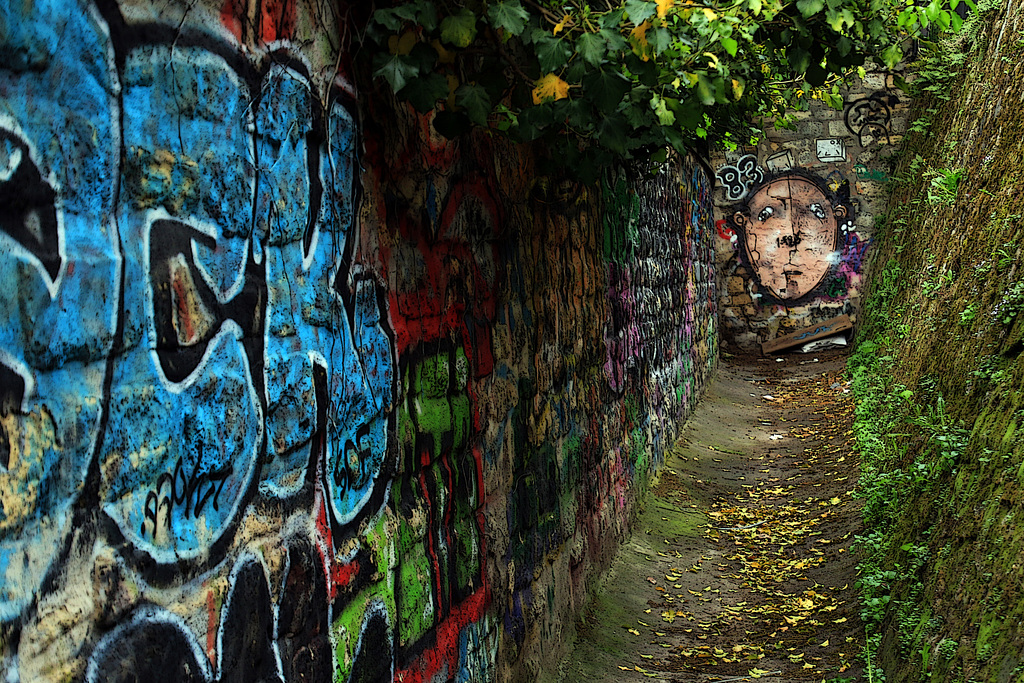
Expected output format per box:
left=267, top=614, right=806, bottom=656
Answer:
left=765, top=150, right=794, bottom=172
left=816, top=138, right=847, bottom=163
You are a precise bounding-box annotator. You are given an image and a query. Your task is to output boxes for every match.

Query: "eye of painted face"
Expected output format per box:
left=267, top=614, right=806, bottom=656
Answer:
left=757, top=206, right=774, bottom=222
left=809, top=203, right=827, bottom=220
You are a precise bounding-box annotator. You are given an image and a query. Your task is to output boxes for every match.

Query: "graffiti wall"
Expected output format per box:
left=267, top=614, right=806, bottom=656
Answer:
left=0, top=1, right=717, bottom=681
left=712, top=76, right=909, bottom=352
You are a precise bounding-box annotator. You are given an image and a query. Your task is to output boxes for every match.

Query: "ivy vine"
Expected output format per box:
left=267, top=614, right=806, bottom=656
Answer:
left=362, top=0, right=971, bottom=178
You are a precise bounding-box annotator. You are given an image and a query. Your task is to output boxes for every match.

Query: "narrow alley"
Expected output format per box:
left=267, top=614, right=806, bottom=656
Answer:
left=557, top=350, right=864, bottom=682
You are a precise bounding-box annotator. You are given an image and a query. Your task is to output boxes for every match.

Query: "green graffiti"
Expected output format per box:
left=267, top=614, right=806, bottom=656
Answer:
left=394, top=345, right=483, bottom=652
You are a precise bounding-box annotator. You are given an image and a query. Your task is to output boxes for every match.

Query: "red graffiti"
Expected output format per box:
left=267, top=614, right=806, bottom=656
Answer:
left=385, top=177, right=500, bottom=378
left=205, top=589, right=217, bottom=666
left=394, top=586, right=490, bottom=683
left=259, top=0, right=296, bottom=42
left=219, top=0, right=244, bottom=41
left=219, top=0, right=296, bottom=43
left=716, top=219, right=735, bottom=240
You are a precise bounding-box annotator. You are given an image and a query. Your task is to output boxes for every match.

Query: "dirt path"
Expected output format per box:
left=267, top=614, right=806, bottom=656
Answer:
left=552, top=350, right=864, bottom=683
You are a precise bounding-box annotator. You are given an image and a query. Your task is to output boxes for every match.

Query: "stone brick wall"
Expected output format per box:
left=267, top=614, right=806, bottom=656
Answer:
left=0, top=1, right=718, bottom=681
left=712, top=71, right=911, bottom=353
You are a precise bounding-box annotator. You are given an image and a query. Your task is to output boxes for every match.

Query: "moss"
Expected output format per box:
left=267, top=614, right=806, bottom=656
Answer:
left=852, top=5, right=1024, bottom=680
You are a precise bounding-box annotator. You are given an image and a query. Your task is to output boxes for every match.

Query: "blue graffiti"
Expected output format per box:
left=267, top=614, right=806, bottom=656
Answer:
left=100, top=45, right=263, bottom=563
left=794, top=323, right=837, bottom=341
left=0, top=3, right=396, bottom=574
left=0, top=0, right=120, bottom=620
left=257, top=63, right=394, bottom=524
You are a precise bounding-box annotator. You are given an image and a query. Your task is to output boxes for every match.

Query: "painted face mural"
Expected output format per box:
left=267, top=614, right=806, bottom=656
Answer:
left=732, top=174, right=848, bottom=301
left=0, top=0, right=120, bottom=619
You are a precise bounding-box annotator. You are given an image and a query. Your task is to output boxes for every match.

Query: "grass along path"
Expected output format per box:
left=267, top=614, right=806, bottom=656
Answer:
left=554, top=351, right=864, bottom=683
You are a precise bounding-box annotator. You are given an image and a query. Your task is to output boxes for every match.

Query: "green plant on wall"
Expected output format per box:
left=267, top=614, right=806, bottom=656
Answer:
left=925, top=167, right=962, bottom=205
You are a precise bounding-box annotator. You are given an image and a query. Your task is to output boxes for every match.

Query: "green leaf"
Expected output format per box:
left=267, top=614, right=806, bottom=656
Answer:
left=373, top=8, right=402, bottom=31
left=696, top=74, right=715, bottom=105
left=651, top=27, right=672, bottom=53
left=600, top=8, right=627, bottom=29
left=456, top=83, right=493, bottom=125
left=747, top=0, right=763, bottom=16
left=626, top=53, right=659, bottom=86
left=597, top=114, right=629, bottom=153
left=622, top=101, right=650, bottom=128
left=401, top=72, right=449, bottom=112
left=625, top=0, right=657, bottom=25
left=576, top=32, right=607, bottom=66
left=721, top=36, right=738, bottom=56
left=416, top=2, right=438, bottom=31
left=487, top=0, right=530, bottom=36
left=517, top=104, right=554, bottom=140
left=582, top=69, right=631, bottom=112
left=535, top=35, right=573, bottom=72
left=805, top=61, right=827, bottom=86
left=795, top=0, right=825, bottom=17
left=566, top=98, right=595, bottom=129
left=881, top=43, right=903, bottom=68
left=373, top=53, right=419, bottom=92
left=675, top=99, right=703, bottom=130
left=599, top=28, right=628, bottom=52
left=653, top=96, right=676, bottom=125
left=392, top=4, right=420, bottom=22
left=788, top=46, right=811, bottom=73
left=441, top=8, right=478, bottom=48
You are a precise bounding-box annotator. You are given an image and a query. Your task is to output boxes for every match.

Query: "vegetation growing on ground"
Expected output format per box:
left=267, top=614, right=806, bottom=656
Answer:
left=849, top=2, right=1024, bottom=679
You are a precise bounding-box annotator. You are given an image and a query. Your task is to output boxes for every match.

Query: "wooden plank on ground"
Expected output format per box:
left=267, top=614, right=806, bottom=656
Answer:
left=761, top=314, right=853, bottom=355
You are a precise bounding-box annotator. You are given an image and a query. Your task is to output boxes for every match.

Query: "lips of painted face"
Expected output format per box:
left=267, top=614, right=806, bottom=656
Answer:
left=735, top=176, right=843, bottom=300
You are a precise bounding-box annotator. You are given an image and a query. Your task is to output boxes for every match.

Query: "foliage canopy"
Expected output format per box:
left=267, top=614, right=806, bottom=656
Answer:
left=362, top=0, right=969, bottom=176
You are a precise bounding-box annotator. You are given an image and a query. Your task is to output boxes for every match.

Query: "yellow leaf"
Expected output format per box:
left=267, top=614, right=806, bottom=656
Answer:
left=830, top=497, right=841, bottom=504
left=702, top=8, right=717, bottom=20
left=553, top=14, right=571, bottom=35
left=833, top=617, right=848, bottom=624
left=532, top=73, right=570, bottom=104
left=395, top=30, right=418, bottom=55
left=631, top=20, right=651, bottom=44
left=732, top=78, right=745, bottom=100
left=820, top=640, right=830, bottom=647
left=432, top=39, right=456, bottom=64
left=630, top=20, right=652, bottom=60
left=657, top=0, right=675, bottom=17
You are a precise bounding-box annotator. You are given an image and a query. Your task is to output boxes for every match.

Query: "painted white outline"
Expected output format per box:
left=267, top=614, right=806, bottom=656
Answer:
left=85, top=605, right=213, bottom=683
left=0, top=114, right=67, bottom=300
left=142, top=208, right=254, bottom=394
left=216, top=552, right=284, bottom=682
left=0, top=350, right=35, bottom=412
left=0, top=146, right=22, bottom=182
